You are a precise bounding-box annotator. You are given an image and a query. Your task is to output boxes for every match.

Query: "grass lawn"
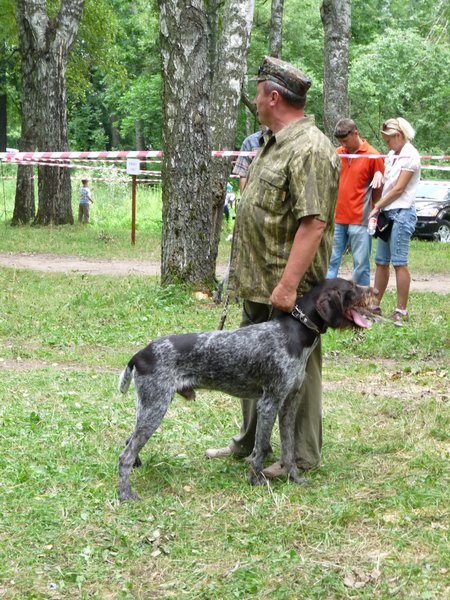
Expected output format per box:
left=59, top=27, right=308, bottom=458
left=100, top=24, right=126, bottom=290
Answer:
left=0, top=177, right=449, bottom=598
left=1, top=176, right=449, bottom=271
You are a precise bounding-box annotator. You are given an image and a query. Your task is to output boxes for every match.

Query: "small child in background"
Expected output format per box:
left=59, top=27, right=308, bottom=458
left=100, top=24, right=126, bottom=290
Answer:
left=79, top=178, right=93, bottom=224
left=223, top=182, right=235, bottom=225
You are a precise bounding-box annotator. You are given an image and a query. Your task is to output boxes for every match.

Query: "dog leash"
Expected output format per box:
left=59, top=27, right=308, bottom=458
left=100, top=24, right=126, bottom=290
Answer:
left=217, top=294, right=230, bottom=330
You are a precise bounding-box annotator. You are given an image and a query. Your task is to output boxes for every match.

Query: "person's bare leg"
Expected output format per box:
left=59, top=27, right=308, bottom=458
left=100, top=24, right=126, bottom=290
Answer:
left=373, top=264, right=390, bottom=305
left=394, top=265, right=411, bottom=310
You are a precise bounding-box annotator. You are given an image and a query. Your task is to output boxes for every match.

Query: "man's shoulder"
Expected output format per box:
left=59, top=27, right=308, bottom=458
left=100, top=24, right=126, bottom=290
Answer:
left=361, top=139, right=381, bottom=155
left=240, top=131, right=263, bottom=151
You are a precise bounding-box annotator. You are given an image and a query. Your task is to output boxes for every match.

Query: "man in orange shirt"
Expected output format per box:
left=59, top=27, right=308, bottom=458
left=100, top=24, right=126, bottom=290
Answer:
left=326, top=118, right=384, bottom=285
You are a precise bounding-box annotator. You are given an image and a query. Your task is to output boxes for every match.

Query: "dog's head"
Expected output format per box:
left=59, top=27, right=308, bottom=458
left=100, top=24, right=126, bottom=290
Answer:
left=314, top=278, right=377, bottom=330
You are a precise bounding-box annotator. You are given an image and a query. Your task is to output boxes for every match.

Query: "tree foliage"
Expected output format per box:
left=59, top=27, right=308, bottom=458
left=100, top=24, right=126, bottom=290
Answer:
left=3, top=0, right=449, bottom=161
left=349, top=27, right=450, bottom=152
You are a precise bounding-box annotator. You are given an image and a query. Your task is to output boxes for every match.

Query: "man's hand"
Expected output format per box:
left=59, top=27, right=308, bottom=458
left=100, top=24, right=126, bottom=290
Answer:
left=271, top=281, right=297, bottom=312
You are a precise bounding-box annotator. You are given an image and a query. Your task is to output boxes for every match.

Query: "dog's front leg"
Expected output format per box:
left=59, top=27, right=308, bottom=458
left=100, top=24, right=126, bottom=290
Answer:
left=249, top=392, right=279, bottom=486
left=279, top=389, right=309, bottom=485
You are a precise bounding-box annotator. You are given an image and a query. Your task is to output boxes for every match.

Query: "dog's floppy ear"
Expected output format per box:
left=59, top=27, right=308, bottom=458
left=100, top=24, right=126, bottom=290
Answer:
left=315, top=289, right=344, bottom=328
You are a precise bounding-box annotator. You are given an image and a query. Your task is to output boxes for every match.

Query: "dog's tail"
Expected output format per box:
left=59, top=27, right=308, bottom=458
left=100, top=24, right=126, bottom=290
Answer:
left=118, top=359, right=135, bottom=394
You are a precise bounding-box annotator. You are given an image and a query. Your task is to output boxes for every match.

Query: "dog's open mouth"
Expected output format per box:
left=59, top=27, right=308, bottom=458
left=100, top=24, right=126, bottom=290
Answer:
left=346, top=289, right=378, bottom=328
left=347, top=307, right=371, bottom=328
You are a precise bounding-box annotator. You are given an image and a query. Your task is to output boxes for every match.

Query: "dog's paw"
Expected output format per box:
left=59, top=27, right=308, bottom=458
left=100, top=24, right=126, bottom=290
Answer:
left=119, top=489, right=141, bottom=502
left=248, top=471, right=268, bottom=486
left=289, top=474, right=310, bottom=485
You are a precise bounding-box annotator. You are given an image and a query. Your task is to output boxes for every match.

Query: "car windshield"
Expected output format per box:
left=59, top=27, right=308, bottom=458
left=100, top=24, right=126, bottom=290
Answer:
left=415, top=182, right=450, bottom=202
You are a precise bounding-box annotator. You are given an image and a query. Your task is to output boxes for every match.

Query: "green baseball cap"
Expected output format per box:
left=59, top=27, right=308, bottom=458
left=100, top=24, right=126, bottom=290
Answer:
left=255, top=56, right=312, bottom=97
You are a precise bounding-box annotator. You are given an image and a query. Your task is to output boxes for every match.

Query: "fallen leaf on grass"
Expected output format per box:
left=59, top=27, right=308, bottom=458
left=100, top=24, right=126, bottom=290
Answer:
left=194, top=291, right=210, bottom=301
left=142, top=529, right=171, bottom=555
left=344, top=567, right=381, bottom=588
left=382, top=512, right=400, bottom=523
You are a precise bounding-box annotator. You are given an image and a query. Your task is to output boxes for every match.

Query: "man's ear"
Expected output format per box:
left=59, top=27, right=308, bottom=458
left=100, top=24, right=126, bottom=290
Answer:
left=269, top=90, right=280, bottom=105
left=315, top=290, right=344, bottom=328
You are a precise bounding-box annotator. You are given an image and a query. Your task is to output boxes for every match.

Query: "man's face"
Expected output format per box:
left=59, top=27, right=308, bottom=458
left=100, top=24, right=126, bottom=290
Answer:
left=253, top=82, right=272, bottom=126
left=337, top=130, right=359, bottom=153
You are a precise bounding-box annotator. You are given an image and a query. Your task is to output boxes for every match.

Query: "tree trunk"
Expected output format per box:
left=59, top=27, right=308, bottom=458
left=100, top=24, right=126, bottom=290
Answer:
left=159, top=0, right=214, bottom=287
left=15, top=0, right=84, bottom=226
left=320, top=0, right=351, bottom=139
left=0, top=43, right=6, bottom=152
left=159, top=0, right=254, bottom=288
left=209, top=0, right=255, bottom=264
left=110, top=113, right=121, bottom=149
left=135, top=119, right=145, bottom=150
left=0, top=93, right=6, bottom=152
left=207, top=0, right=220, bottom=74
left=13, top=5, right=39, bottom=225
left=12, top=124, right=36, bottom=225
left=269, top=0, right=284, bottom=58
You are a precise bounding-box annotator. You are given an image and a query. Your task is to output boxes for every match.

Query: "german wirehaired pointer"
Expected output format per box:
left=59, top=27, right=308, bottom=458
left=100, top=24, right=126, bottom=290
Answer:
left=118, top=278, right=375, bottom=501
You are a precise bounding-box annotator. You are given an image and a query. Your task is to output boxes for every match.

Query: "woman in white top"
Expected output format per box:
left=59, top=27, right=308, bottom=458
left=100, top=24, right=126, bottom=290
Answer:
left=369, top=117, right=420, bottom=324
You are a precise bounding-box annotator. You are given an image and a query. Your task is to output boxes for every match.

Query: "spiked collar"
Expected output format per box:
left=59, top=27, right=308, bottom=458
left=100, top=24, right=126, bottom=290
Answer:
left=290, top=304, right=323, bottom=335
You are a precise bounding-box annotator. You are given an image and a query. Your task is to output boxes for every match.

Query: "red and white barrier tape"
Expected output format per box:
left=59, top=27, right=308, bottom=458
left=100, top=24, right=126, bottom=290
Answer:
left=421, top=165, right=450, bottom=172
left=0, top=175, right=162, bottom=182
left=1, top=149, right=449, bottom=161
left=2, top=158, right=448, bottom=172
left=0, top=158, right=162, bottom=175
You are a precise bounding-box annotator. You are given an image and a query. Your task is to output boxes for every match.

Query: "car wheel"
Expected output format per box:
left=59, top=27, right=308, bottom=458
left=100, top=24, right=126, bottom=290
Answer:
left=437, top=220, right=450, bottom=243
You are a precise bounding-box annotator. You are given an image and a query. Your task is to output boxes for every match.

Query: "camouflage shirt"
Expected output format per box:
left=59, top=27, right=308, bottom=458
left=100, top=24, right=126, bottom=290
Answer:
left=228, top=115, right=340, bottom=304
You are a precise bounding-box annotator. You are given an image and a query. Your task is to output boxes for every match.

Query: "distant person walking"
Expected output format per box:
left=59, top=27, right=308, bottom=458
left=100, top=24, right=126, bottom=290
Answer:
left=326, top=118, right=384, bottom=285
left=78, top=178, right=93, bottom=224
left=368, top=117, right=420, bottom=324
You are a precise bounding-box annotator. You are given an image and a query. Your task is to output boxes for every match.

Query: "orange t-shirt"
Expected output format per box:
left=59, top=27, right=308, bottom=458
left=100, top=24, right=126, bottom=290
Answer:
left=335, top=140, right=385, bottom=226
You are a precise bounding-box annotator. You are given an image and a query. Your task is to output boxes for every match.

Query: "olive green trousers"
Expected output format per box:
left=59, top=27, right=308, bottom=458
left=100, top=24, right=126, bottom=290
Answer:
left=229, top=300, right=323, bottom=469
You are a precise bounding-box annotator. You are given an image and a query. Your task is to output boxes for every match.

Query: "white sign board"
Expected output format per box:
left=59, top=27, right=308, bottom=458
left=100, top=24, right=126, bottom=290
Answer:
left=126, top=158, right=141, bottom=175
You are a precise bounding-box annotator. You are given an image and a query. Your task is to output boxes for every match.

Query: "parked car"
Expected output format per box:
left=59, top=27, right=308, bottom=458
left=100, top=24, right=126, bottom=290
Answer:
left=414, top=180, right=450, bottom=243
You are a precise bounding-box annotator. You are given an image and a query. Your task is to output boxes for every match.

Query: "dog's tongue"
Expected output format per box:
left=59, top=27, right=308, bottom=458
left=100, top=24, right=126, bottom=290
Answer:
left=350, top=308, right=370, bottom=328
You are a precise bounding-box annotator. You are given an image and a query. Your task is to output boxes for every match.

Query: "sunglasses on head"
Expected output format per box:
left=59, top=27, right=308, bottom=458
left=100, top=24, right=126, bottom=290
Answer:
left=336, top=129, right=355, bottom=138
left=382, top=121, right=400, bottom=132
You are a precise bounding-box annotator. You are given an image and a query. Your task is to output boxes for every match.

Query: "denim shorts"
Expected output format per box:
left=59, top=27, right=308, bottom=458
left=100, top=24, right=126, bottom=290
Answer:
left=375, top=207, right=417, bottom=267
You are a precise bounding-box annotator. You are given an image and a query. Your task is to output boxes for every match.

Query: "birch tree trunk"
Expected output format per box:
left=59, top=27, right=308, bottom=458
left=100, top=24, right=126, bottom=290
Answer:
left=320, top=0, right=352, bottom=139
left=208, top=0, right=255, bottom=266
left=15, top=0, right=84, bottom=225
left=13, top=3, right=38, bottom=225
left=207, top=0, right=220, bottom=74
left=159, top=0, right=213, bottom=286
left=159, top=0, right=254, bottom=287
left=269, top=0, right=284, bottom=57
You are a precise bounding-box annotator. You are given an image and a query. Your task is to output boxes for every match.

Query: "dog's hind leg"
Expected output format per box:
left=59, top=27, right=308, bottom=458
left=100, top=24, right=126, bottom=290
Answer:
left=249, top=392, right=280, bottom=486
left=119, top=389, right=172, bottom=502
left=278, top=389, right=309, bottom=485
left=124, top=436, right=142, bottom=468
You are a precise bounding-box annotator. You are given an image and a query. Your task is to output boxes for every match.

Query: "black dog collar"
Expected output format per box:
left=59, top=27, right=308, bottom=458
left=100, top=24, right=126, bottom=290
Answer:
left=291, top=305, right=322, bottom=335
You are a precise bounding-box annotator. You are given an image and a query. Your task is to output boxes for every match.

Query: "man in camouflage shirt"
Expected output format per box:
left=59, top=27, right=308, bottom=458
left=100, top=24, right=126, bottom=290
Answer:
left=206, top=56, right=340, bottom=477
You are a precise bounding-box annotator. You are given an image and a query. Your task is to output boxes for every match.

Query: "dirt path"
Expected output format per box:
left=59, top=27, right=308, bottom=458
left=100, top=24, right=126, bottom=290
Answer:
left=0, top=251, right=449, bottom=293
